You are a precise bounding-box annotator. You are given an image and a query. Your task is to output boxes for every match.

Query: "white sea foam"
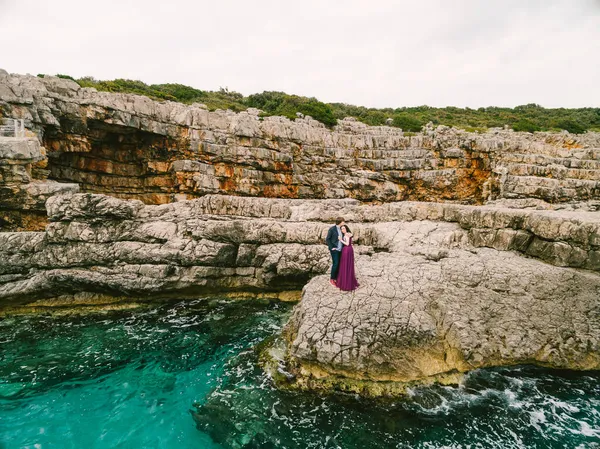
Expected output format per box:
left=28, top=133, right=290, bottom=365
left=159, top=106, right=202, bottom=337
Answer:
left=579, top=420, right=600, bottom=437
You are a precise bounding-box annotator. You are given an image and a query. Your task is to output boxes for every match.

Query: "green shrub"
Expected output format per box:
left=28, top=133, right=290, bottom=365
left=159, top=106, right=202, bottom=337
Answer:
left=463, top=126, right=488, bottom=133
left=554, top=119, right=586, bottom=134
left=247, top=91, right=337, bottom=127
left=51, top=74, right=597, bottom=133
left=76, top=76, right=99, bottom=88
left=95, top=79, right=175, bottom=101
left=331, top=103, right=597, bottom=133
left=392, top=114, right=424, bottom=132
left=150, top=83, right=204, bottom=103
left=56, top=74, right=76, bottom=81
left=512, top=120, right=541, bottom=133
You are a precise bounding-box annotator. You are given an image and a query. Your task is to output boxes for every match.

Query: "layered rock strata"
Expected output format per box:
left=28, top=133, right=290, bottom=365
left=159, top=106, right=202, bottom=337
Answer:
left=0, top=193, right=599, bottom=392
left=0, top=136, right=78, bottom=230
left=1, top=70, right=600, bottom=393
left=2, top=72, right=600, bottom=209
left=2, top=193, right=599, bottom=304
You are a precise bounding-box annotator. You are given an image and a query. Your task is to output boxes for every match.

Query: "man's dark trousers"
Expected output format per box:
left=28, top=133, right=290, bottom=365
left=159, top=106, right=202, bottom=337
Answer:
left=326, top=224, right=341, bottom=280
left=330, top=249, right=341, bottom=280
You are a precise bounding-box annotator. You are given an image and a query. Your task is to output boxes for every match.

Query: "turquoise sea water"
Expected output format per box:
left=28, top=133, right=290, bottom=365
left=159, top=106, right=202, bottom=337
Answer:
left=1, top=298, right=599, bottom=449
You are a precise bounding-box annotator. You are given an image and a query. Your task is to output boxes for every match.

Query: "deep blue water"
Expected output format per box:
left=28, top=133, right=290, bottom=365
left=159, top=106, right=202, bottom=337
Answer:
left=0, top=298, right=599, bottom=449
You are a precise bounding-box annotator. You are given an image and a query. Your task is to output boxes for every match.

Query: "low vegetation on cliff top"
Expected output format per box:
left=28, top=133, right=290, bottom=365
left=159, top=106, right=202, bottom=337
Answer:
left=50, top=74, right=600, bottom=133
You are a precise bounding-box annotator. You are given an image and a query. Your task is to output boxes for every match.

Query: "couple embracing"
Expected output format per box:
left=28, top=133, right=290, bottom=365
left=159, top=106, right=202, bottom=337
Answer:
left=326, top=217, right=359, bottom=291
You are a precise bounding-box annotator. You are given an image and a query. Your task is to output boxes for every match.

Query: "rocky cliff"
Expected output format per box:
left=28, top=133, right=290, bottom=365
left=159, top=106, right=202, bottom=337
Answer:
left=2, top=71, right=600, bottom=222
left=1, top=70, right=600, bottom=395
left=0, top=136, right=78, bottom=230
left=2, top=193, right=599, bottom=306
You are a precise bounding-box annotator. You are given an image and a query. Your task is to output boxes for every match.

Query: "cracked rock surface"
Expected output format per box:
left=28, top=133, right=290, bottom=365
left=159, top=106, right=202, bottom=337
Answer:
left=1, top=192, right=599, bottom=393
left=285, top=220, right=600, bottom=394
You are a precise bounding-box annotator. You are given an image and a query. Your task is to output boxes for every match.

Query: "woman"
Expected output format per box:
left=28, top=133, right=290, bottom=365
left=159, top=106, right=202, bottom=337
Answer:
left=336, top=225, right=359, bottom=291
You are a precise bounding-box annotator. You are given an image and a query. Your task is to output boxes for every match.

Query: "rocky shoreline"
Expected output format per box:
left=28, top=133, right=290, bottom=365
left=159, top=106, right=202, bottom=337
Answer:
left=1, top=71, right=600, bottom=395
left=1, top=192, right=598, bottom=394
left=3, top=192, right=599, bottom=303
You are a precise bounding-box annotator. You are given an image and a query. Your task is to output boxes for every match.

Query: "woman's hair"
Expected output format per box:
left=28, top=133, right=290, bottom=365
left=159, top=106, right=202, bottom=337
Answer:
left=341, top=225, right=351, bottom=234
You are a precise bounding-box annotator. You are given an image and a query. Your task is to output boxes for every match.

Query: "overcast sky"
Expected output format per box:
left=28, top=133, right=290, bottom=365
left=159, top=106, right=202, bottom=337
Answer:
left=1, top=0, right=598, bottom=108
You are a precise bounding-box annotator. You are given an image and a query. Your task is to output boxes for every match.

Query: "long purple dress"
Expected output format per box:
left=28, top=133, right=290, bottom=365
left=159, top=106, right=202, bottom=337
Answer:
left=337, top=237, right=359, bottom=291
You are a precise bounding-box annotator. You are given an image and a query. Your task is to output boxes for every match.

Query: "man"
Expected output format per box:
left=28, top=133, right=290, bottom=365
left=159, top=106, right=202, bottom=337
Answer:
left=325, top=217, right=345, bottom=286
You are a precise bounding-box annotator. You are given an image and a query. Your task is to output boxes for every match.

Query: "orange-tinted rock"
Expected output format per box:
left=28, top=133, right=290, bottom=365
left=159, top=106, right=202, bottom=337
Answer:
left=1, top=73, right=600, bottom=207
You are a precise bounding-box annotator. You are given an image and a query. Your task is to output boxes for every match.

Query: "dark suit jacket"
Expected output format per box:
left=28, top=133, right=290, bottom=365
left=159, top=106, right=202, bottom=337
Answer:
left=326, top=225, right=339, bottom=251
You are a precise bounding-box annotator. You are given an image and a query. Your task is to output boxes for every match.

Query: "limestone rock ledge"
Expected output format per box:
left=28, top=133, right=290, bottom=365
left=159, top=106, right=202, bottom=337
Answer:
left=0, top=193, right=599, bottom=393
left=282, top=229, right=600, bottom=396
left=0, top=194, right=344, bottom=307
left=2, top=72, right=600, bottom=207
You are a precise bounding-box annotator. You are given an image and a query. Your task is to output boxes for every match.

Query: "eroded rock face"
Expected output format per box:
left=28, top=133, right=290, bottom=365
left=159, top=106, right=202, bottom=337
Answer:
left=0, top=136, right=78, bottom=230
left=2, top=72, right=599, bottom=207
left=0, top=193, right=598, bottom=388
left=0, top=194, right=334, bottom=306
left=283, top=222, right=600, bottom=395
left=1, top=70, right=600, bottom=392
left=0, top=193, right=597, bottom=304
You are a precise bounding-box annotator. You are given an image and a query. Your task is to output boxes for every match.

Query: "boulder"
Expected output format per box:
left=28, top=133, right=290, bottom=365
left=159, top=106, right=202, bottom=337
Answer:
left=282, top=221, right=600, bottom=396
